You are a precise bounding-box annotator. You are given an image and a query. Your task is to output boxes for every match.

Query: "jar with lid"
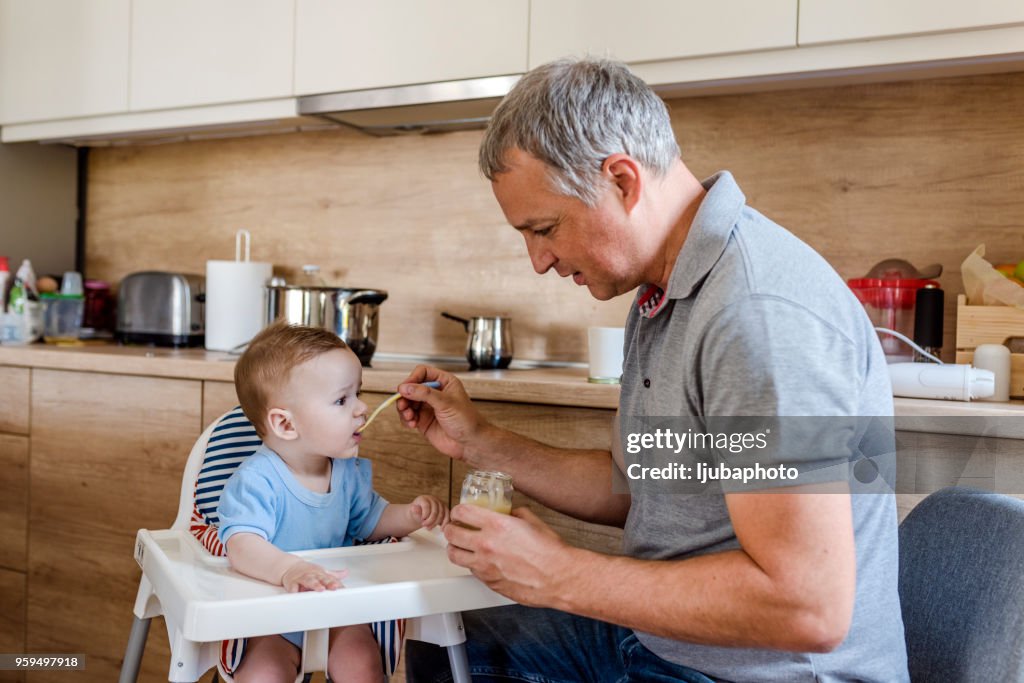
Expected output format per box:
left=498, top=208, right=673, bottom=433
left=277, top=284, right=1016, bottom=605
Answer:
left=459, top=471, right=513, bottom=515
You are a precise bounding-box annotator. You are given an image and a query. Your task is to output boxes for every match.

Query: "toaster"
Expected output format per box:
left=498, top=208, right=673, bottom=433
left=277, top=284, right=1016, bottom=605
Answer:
left=116, top=271, right=205, bottom=347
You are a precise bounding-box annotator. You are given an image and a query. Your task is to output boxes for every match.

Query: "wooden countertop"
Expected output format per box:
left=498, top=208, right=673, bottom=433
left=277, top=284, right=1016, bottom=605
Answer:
left=0, top=343, right=620, bottom=409
left=2, top=344, right=1023, bottom=427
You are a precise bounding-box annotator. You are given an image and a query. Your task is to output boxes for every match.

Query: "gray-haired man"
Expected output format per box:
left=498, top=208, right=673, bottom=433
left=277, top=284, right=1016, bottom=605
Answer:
left=398, top=58, right=908, bottom=682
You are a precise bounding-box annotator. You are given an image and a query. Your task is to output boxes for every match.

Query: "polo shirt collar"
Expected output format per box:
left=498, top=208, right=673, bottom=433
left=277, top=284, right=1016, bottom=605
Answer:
left=633, top=171, right=746, bottom=318
left=665, top=170, right=746, bottom=301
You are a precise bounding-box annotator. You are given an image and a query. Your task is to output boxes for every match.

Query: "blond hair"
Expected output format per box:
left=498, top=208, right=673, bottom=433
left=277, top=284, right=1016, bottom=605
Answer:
left=234, top=321, right=347, bottom=438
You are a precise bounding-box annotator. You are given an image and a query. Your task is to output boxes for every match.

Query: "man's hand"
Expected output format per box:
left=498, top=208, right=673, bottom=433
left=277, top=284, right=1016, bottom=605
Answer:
left=280, top=560, right=349, bottom=593
left=443, top=504, right=578, bottom=608
left=409, top=494, right=449, bottom=530
left=396, top=366, right=491, bottom=464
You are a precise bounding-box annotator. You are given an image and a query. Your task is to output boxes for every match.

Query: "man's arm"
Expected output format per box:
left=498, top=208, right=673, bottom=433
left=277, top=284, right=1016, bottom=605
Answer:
left=446, top=484, right=855, bottom=652
left=397, top=368, right=631, bottom=528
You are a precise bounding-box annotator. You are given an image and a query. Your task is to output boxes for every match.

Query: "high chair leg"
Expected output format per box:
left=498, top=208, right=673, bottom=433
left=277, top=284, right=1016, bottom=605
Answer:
left=446, top=643, right=471, bottom=683
left=118, top=615, right=151, bottom=683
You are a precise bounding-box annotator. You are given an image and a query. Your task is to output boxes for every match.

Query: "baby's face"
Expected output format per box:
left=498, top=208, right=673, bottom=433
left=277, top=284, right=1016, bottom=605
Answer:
left=278, top=347, right=368, bottom=459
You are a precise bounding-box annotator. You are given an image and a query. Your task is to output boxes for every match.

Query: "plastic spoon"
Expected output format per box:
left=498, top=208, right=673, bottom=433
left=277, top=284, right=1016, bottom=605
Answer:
left=356, top=380, right=441, bottom=433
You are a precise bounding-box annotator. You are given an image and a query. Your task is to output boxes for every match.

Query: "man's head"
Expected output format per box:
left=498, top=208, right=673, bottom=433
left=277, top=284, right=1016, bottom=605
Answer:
left=234, top=321, right=367, bottom=458
left=479, top=58, right=679, bottom=207
left=479, top=58, right=685, bottom=300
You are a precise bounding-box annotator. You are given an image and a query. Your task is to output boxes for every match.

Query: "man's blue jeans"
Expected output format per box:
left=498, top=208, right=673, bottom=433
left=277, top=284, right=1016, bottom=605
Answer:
left=405, top=604, right=714, bottom=683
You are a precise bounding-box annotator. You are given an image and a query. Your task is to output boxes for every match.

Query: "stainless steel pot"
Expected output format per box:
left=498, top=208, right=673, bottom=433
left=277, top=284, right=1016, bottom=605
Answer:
left=442, top=312, right=513, bottom=370
left=266, top=284, right=388, bottom=366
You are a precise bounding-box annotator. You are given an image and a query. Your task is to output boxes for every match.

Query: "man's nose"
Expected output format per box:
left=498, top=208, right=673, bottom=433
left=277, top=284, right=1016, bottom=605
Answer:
left=527, top=241, right=557, bottom=275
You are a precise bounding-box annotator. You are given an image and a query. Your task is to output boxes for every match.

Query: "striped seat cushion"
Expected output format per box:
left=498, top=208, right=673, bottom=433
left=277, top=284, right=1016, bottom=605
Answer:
left=191, top=407, right=262, bottom=556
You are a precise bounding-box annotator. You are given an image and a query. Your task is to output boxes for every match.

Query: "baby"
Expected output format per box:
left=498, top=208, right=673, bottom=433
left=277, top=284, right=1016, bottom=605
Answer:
left=218, top=321, right=448, bottom=683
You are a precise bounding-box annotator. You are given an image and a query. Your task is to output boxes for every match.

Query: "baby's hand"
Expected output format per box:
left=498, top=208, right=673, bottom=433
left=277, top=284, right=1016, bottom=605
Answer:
left=409, top=495, right=449, bottom=530
left=281, top=561, right=349, bottom=593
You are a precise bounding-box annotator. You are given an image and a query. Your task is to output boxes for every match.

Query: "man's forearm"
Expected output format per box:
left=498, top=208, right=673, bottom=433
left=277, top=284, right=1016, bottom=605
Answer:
left=539, top=490, right=856, bottom=652
left=551, top=544, right=848, bottom=652
left=465, top=423, right=630, bottom=527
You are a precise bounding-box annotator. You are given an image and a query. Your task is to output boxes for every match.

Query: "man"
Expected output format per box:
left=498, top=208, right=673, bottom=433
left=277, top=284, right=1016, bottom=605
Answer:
left=397, top=58, right=908, bottom=682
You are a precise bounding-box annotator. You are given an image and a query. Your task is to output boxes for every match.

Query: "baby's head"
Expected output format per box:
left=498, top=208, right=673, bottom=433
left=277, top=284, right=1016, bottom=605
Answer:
left=235, top=321, right=367, bottom=457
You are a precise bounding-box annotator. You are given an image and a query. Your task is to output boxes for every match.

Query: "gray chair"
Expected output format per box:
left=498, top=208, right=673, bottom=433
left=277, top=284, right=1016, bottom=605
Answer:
left=898, top=487, right=1024, bottom=682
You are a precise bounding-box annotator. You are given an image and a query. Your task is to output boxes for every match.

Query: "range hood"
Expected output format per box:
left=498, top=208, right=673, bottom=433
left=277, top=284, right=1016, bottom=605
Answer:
left=298, top=74, right=521, bottom=136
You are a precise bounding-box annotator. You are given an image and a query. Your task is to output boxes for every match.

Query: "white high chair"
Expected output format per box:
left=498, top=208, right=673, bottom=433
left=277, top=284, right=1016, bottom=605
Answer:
left=119, top=407, right=512, bottom=683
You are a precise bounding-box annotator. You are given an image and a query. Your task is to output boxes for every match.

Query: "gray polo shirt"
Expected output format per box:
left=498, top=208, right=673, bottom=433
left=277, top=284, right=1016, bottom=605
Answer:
left=619, top=172, right=908, bottom=682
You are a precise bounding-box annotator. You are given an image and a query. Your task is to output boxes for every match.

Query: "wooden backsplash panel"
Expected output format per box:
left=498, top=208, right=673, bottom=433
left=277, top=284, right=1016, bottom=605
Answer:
left=87, top=72, right=1024, bottom=362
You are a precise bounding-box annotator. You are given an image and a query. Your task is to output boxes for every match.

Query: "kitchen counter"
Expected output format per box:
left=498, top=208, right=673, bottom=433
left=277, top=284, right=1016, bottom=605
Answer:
left=0, top=342, right=619, bottom=409
left=2, top=343, right=1024, bottom=425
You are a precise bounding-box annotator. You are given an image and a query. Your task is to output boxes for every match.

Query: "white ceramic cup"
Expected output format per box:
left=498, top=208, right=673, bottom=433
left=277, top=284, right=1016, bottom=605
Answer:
left=588, top=326, right=625, bottom=384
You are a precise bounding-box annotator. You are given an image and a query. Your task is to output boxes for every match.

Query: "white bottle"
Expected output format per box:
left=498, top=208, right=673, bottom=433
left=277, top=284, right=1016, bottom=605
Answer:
left=888, top=363, right=995, bottom=401
left=972, top=344, right=1011, bottom=402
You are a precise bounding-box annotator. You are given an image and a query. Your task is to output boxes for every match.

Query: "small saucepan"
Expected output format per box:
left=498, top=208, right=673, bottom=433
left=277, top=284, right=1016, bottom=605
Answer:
left=442, top=312, right=514, bottom=370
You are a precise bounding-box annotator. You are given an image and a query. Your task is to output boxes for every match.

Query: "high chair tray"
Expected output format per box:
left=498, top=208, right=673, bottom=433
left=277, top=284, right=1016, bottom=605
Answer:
left=134, top=528, right=514, bottom=642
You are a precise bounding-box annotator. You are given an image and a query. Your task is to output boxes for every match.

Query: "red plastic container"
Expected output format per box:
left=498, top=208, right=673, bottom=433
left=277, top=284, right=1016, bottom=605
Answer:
left=848, top=277, right=940, bottom=361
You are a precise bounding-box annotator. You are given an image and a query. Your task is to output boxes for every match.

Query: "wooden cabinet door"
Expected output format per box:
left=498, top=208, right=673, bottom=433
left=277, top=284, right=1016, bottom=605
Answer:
left=0, top=567, right=26, bottom=682
left=0, top=367, right=29, bottom=435
left=799, top=0, right=1024, bottom=46
left=452, top=402, right=624, bottom=556
left=202, top=380, right=240, bottom=428
left=130, top=0, right=294, bottom=111
left=294, top=0, right=528, bottom=95
left=0, top=435, right=28, bottom=573
left=28, top=370, right=202, bottom=683
left=0, top=0, right=130, bottom=124
left=529, top=0, right=797, bottom=69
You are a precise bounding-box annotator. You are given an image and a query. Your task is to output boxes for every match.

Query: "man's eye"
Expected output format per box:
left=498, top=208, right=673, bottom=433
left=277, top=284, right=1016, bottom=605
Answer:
left=534, top=226, right=553, bottom=237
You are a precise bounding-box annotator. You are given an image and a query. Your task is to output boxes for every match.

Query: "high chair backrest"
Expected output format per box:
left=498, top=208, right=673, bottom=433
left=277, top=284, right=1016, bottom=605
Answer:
left=172, top=407, right=262, bottom=556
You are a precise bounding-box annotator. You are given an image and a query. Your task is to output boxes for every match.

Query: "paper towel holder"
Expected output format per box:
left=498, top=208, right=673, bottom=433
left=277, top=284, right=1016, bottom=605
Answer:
left=204, top=229, right=273, bottom=352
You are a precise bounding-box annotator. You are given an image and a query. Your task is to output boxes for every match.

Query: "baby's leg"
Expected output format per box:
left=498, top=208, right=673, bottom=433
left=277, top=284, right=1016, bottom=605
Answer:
left=327, top=623, right=386, bottom=683
left=232, top=634, right=301, bottom=683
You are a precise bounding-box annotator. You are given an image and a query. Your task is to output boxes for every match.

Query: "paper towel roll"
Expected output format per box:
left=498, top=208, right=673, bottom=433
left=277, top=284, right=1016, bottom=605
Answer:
left=205, top=260, right=273, bottom=351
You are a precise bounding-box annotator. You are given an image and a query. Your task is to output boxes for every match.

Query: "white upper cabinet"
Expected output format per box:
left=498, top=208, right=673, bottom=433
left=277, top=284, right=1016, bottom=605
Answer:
left=529, top=0, right=797, bottom=68
left=0, top=0, right=130, bottom=124
left=130, top=0, right=295, bottom=111
left=800, top=0, right=1024, bottom=45
left=294, top=0, right=529, bottom=95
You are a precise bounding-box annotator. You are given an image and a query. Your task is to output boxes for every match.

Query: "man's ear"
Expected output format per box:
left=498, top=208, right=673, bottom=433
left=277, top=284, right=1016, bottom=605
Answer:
left=602, top=154, right=642, bottom=214
left=267, top=407, right=298, bottom=441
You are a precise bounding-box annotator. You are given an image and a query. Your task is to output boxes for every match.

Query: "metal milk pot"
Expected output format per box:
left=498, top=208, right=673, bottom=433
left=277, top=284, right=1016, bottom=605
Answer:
left=442, top=312, right=514, bottom=370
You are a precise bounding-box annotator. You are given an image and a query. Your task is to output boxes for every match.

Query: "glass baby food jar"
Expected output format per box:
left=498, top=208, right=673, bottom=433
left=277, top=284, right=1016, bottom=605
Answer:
left=460, top=470, right=514, bottom=515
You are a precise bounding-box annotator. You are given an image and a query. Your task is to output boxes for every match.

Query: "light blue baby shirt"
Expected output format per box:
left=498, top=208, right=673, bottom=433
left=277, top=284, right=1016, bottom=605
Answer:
left=217, top=445, right=389, bottom=551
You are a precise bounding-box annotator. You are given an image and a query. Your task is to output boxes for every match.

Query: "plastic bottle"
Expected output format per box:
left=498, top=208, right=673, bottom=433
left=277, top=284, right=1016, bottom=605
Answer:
left=0, top=257, right=9, bottom=313
left=8, top=259, right=38, bottom=313
left=7, top=259, right=42, bottom=344
left=972, top=344, right=1011, bottom=402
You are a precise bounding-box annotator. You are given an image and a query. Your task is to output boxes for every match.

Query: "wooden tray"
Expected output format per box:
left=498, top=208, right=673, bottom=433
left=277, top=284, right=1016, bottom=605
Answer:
left=955, top=294, right=1024, bottom=398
